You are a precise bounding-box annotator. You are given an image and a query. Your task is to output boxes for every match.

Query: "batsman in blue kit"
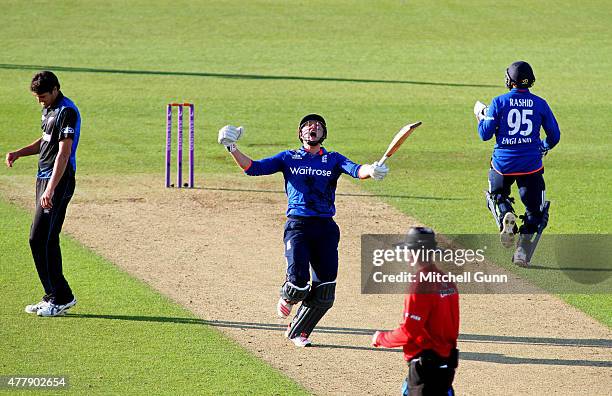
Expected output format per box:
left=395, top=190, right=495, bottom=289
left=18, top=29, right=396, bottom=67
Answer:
left=474, top=61, right=560, bottom=266
left=218, top=114, right=389, bottom=347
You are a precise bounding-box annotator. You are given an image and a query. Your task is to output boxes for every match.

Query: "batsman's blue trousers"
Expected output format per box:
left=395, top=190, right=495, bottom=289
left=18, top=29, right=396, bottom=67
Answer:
left=283, top=216, right=340, bottom=287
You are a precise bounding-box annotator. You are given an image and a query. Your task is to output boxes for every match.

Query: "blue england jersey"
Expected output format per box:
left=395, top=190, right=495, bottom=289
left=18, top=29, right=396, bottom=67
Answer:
left=245, top=147, right=361, bottom=217
left=478, top=88, right=560, bottom=175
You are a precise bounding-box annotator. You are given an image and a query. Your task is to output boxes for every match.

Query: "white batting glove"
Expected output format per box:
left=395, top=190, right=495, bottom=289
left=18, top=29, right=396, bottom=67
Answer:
left=371, top=331, right=382, bottom=347
left=366, top=161, right=389, bottom=181
left=473, top=101, right=488, bottom=121
left=218, top=125, right=244, bottom=149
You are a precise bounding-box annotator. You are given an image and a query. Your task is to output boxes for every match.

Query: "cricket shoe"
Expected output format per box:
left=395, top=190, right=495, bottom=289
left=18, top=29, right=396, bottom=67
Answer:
left=500, top=212, right=517, bottom=248
left=37, top=298, right=77, bottom=317
left=25, top=298, right=51, bottom=314
left=277, top=298, right=294, bottom=319
left=289, top=333, right=312, bottom=348
left=512, top=247, right=529, bottom=268
left=285, top=324, right=312, bottom=347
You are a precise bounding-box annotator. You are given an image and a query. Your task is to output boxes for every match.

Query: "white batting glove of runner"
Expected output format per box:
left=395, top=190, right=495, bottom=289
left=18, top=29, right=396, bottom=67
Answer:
left=366, top=161, right=389, bottom=181
left=473, top=101, right=488, bottom=121
left=218, top=125, right=244, bottom=152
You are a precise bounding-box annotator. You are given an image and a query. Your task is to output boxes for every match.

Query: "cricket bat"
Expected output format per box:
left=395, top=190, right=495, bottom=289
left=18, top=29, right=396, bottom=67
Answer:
left=378, top=122, right=422, bottom=165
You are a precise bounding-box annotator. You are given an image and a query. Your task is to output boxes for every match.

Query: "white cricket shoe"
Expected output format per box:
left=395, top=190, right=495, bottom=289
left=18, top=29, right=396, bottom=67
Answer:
left=37, top=298, right=77, bottom=317
left=277, top=298, right=294, bottom=318
left=513, top=247, right=529, bottom=267
left=500, top=212, right=516, bottom=248
left=25, top=299, right=50, bottom=314
left=290, top=333, right=312, bottom=348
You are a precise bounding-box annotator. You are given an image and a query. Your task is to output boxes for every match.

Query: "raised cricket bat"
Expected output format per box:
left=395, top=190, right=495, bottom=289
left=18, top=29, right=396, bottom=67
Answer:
left=378, top=121, right=422, bottom=165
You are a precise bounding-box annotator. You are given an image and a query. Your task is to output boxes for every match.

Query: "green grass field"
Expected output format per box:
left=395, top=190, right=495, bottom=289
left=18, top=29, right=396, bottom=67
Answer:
left=1, top=0, right=610, bottom=393
left=0, top=200, right=308, bottom=395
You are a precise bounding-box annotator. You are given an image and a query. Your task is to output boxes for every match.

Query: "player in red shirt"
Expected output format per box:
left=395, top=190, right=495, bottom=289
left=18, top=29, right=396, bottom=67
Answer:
left=371, top=227, right=460, bottom=396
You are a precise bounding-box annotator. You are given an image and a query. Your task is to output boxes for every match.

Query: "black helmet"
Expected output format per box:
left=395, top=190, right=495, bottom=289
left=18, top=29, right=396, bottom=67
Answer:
left=505, top=61, right=535, bottom=89
left=298, top=113, right=327, bottom=145
left=401, top=227, right=437, bottom=250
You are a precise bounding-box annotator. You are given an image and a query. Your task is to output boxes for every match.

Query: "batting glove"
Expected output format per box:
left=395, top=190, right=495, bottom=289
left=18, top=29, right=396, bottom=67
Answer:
left=473, top=101, right=488, bottom=122
left=371, top=331, right=382, bottom=347
left=367, top=161, right=389, bottom=181
left=218, top=125, right=244, bottom=149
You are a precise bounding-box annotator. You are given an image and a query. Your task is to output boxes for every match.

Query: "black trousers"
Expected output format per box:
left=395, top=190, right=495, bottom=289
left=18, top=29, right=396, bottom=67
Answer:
left=29, top=175, right=75, bottom=304
left=402, top=350, right=457, bottom=396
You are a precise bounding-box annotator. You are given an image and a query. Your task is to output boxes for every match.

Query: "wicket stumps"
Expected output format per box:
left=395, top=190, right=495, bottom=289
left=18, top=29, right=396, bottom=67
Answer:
left=165, top=103, right=195, bottom=188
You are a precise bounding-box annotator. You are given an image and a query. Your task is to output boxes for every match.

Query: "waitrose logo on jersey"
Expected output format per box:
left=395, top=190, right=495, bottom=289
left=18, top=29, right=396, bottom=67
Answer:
left=289, top=167, right=332, bottom=177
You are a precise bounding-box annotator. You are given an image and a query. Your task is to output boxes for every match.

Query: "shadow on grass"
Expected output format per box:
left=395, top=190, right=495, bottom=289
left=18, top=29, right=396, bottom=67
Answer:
left=65, top=314, right=612, bottom=367
left=0, top=63, right=498, bottom=88
left=314, top=344, right=612, bottom=367
left=196, top=186, right=466, bottom=201
left=67, top=314, right=611, bottom=349
left=528, top=265, right=612, bottom=272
